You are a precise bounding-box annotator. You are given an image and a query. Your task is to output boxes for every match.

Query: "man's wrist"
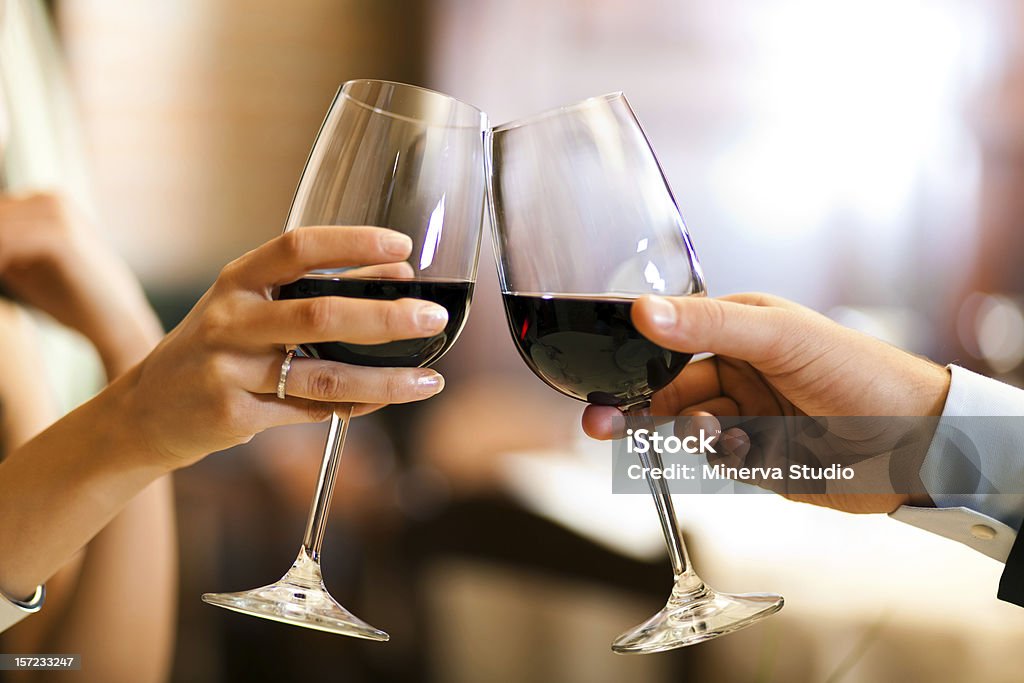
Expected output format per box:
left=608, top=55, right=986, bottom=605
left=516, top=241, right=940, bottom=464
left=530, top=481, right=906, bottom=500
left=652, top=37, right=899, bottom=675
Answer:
left=921, top=360, right=952, bottom=417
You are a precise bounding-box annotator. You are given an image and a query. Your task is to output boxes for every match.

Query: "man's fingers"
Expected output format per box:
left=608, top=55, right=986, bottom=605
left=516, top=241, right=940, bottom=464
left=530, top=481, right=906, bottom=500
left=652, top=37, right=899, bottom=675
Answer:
left=581, top=405, right=625, bottom=440
left=225, top=226, right=413, bottom=289
left=633, top=294, right=808, bottom=367
left=717, top=292, right=809, bottom=312
left=650, top=358, right=722, bottom=415
left=678, top=396, right=740, bottom=418
left=720, top=428, right=751, bottom=459
left=256, top=356, right=444, bottom=404
left=583, top=363, right=731, bottom=441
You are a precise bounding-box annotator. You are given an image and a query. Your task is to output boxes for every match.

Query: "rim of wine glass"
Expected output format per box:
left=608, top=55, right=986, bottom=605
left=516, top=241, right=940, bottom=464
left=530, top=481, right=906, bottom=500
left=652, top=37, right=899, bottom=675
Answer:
left=339, top=78, right=488, bottom=130
left=491, top=91, right=625, bottom=134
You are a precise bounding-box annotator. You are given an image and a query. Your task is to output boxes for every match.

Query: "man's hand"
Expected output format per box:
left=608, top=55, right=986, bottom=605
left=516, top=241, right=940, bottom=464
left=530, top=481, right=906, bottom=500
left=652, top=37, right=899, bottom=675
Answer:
left=583, top=293, right=952, bottom=513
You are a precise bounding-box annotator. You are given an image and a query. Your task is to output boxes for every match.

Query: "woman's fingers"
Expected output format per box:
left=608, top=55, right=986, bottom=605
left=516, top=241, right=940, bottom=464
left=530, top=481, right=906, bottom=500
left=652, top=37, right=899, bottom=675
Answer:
left=247, top=372, right=440, bottom=430
left=352, top=403, right=387, bottom=417
left=234, top=295, right=448, bottom=346
left=209, top=224, right=446, bottom=346
left=248, top=394, right=339, bottom=428
left=253, top=355, right=444, bottom=404
left=224, top=226, right=413, bottom=290
left=344, top=262, right=416, bottom=279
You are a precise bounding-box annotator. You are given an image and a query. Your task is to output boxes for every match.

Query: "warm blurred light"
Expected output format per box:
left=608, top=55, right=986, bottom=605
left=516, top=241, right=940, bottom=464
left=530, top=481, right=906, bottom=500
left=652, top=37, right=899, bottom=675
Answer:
left=960, top=292, right=1024, bottom=373
left=828, top=304, right=931, bottom=350
left=432, top=0, right=995, bottom=314
left=709, top=0, right=985, bottom=240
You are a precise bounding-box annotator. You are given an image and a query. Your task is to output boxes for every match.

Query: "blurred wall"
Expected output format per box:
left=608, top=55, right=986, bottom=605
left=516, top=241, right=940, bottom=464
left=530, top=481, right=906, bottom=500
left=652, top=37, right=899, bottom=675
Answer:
left=57, top=0, right=426, bottom=290
left=429, top=0, right=997, bottom=358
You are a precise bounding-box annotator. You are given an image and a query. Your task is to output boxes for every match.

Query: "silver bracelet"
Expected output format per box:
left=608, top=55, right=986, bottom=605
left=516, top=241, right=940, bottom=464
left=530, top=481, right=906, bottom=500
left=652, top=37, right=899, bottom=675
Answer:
left=0, top=584, right=44, bottom=612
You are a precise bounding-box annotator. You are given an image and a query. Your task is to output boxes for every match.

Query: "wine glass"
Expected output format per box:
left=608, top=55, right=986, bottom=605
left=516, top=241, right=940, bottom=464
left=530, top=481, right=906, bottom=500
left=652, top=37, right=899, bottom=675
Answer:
left=202, top=80, right=488, bottom=639
left=488, top=93, right=783, bottom=653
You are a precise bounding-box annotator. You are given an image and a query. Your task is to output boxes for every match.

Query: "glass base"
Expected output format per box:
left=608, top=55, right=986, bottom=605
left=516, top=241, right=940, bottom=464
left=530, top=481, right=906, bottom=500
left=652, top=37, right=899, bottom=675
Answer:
left=612, top=574, right=783, bottom=654
left=201, top=547, right=389, bottom=641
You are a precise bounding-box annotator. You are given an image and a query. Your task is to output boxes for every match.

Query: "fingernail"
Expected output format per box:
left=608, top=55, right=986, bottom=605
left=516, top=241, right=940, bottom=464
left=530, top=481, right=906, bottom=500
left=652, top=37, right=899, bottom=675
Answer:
left=645, top=295, right=676, bottom=330
left=417, top=304, right=449, bottom=330
left=416, top=372, right=445, bottom=394
left=382, top=232, right=413, bottom=256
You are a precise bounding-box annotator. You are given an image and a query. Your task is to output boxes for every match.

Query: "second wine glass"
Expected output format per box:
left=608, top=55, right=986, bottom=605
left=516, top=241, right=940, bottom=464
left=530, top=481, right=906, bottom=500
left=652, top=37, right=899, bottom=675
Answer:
left=489, top=92, right=784, bottom=653
left=202, top=80, right=488, bottom=640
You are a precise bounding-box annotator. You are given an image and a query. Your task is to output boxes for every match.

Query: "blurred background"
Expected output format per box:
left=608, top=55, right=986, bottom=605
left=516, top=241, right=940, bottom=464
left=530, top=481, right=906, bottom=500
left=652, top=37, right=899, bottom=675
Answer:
left=6, top=0, right=1024, bottom=680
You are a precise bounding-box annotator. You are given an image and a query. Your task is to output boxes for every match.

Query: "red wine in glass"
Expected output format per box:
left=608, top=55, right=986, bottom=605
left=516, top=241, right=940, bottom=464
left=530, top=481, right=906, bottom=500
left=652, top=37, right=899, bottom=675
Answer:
left=502, top=293, right=691, bottom=407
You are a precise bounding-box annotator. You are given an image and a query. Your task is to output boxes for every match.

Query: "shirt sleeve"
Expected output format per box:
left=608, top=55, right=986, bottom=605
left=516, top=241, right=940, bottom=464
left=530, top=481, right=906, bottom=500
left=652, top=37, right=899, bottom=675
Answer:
left=889, top=364, right=1024, bottom=560
left=0, top=584, right=44, bottom=634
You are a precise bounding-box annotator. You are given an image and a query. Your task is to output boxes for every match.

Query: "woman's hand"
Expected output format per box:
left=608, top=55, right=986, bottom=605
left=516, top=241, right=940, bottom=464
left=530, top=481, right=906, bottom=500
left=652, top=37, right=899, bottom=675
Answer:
left=0, top=192, right=163, bottom=375
left=582, top=293, right=952, bottom=513
left=122, top=225, right=448, bottom=469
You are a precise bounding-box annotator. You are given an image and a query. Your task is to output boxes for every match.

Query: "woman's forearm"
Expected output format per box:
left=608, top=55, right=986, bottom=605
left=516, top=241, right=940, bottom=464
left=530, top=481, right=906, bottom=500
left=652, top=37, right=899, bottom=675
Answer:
left=0, top=367, right=169, bottom=599
left=46, top=326, right=178, bottom=683
left=0, top=303, right=176, bottom=682
left=47, top=477, right=177, bottom=683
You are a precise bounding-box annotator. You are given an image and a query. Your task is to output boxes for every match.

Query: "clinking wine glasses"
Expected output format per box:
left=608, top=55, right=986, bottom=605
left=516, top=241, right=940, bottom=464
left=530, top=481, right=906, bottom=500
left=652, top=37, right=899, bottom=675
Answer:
left=202, top=82, right=780, bottom=652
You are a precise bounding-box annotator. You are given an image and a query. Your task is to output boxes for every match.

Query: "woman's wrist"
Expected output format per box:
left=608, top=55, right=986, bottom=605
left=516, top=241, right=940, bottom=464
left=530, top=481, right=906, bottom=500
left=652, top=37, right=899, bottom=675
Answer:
left=97, top=363, right=180, bottom=476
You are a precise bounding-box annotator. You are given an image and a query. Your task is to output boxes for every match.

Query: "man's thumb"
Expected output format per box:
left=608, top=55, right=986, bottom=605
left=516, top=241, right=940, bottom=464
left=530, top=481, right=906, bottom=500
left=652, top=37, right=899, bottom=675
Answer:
left=632, top=294, right=794, bottom=364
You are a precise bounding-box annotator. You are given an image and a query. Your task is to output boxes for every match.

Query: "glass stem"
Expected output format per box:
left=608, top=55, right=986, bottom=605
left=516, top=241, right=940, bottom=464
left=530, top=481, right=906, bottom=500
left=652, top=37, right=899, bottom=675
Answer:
left=301, top=404, right=355, bottom=561
left=624, top=404, right=692, bottom=578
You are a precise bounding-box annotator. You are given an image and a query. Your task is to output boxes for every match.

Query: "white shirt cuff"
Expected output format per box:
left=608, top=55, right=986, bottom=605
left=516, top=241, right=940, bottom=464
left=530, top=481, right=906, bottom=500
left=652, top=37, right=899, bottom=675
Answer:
left=891, top=364, right=1024, bottom=560
left=889, top=505, right=1016, bottom=562
left=920, top=365, right=1024, bottom=530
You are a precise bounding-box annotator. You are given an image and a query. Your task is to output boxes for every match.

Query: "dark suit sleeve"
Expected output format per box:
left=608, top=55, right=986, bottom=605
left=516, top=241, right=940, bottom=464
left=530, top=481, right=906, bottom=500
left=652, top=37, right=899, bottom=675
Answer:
left=998, top=523, right=1024, bottom=606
